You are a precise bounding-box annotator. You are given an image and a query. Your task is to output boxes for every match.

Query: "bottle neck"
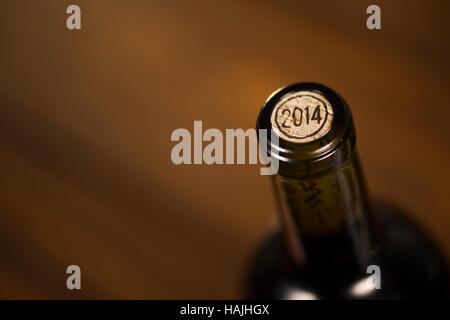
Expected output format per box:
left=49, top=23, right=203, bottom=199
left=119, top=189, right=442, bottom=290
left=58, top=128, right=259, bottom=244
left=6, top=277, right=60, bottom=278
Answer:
left=256, top=82, right=375, bottom=273
left=272, top=150, right=373, bottom=273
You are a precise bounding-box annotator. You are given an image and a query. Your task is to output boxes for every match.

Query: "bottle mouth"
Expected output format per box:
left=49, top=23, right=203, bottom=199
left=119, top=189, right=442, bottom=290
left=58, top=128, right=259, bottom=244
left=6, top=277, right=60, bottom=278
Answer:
left=270, top=90, right=334, bottom=144
left=256, top=83, right=355, bottom=177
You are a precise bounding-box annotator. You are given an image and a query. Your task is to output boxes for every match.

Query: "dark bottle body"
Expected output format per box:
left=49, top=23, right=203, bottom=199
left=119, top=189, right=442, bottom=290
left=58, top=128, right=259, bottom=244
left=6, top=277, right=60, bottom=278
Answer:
left=246, top=202, right=449, bottom=299
left=247, top=82, right=449, bottom=299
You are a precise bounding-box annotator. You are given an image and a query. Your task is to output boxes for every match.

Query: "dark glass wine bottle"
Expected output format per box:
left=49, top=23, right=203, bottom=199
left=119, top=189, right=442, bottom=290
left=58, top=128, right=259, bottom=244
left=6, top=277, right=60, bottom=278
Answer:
left=246, top=83, right=449, bottom=299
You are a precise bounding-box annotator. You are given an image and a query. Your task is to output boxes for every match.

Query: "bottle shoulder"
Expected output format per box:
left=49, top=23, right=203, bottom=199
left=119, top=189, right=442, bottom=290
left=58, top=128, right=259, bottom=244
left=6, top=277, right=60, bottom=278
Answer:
left=245, top=202, right=450, bottom=299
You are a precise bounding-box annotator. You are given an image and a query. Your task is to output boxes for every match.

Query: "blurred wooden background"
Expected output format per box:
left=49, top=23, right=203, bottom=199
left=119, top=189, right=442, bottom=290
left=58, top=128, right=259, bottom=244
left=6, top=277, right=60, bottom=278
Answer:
left=0, top=0, right=449, bottom=298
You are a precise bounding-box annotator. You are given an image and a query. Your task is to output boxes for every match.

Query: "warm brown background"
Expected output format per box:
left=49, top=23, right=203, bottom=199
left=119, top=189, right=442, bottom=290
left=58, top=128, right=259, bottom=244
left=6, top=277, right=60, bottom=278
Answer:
left=0, top=0, right=449, bottom=299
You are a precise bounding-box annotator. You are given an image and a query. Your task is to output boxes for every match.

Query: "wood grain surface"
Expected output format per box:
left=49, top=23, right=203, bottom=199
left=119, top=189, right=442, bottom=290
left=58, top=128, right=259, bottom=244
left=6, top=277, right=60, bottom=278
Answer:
left=0, top=0, right=449, bottom=298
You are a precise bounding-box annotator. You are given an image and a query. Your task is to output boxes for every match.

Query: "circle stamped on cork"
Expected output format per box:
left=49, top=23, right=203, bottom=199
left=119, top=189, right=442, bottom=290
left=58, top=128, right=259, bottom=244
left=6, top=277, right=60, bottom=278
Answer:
left=270, top=91, right=334, bottom=143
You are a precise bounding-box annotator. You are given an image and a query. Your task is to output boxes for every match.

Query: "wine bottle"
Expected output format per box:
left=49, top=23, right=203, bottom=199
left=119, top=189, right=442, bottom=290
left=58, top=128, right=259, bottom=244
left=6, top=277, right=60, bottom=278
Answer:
left=246, top=83, right=449, bottom=299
